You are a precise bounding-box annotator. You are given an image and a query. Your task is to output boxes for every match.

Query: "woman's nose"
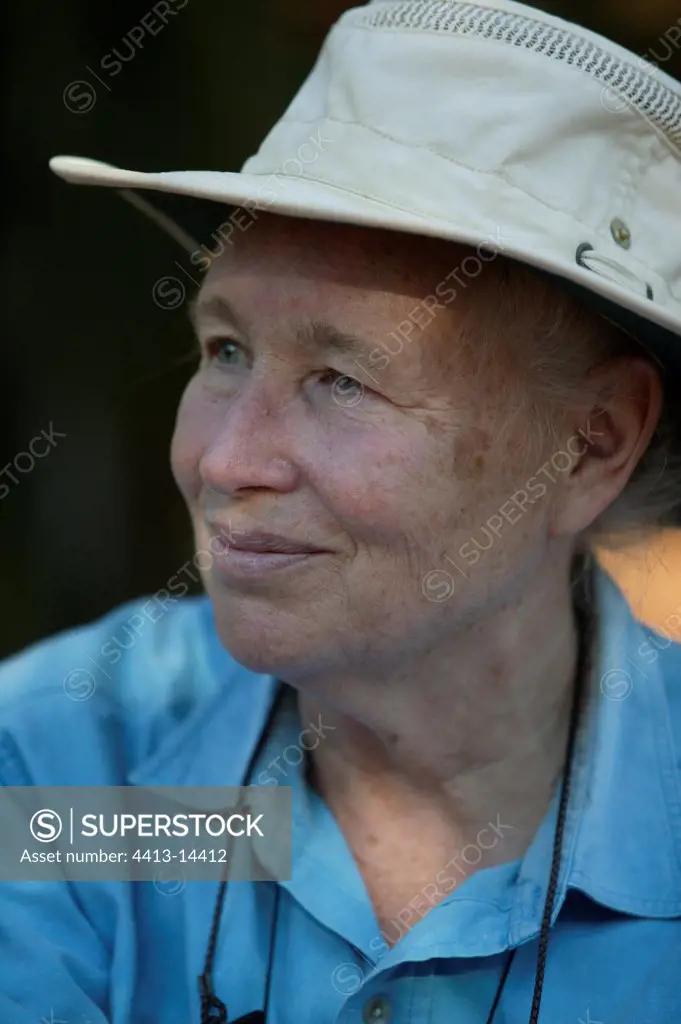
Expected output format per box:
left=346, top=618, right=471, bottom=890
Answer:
left=198, top=375, right=300, bottom=496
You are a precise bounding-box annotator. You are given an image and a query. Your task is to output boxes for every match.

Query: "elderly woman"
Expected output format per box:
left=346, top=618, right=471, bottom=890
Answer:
left=2, top=0, right=681, bottom=1022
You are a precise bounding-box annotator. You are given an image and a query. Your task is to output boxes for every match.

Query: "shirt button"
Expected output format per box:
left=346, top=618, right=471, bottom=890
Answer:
left=362, top=995, right=392, bottom=1023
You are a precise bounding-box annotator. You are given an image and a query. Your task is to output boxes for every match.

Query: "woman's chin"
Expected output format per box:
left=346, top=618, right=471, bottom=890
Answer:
left=211, top=614, right=307, bottom=678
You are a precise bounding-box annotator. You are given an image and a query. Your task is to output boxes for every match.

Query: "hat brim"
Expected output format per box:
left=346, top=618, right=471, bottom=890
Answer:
left=49, top=154, right=681, bottom=376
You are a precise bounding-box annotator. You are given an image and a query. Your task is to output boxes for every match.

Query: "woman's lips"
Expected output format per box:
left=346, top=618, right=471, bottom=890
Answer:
left=211, top=546, right=325, bottom=581
left=206, top=527, right=329, bottom=581
left=231, top=533, right=325, bottom=555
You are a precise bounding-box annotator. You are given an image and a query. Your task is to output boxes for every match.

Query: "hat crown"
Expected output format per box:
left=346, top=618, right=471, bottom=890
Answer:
left=352, top=0, right=681, bottom=154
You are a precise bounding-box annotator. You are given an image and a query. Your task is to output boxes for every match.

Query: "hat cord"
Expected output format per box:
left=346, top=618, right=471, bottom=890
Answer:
left=576, top=244, right=654, bottom=300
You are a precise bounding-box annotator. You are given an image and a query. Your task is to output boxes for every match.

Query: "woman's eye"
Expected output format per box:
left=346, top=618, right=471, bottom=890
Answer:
left=204, top=339, right=245, bottom=366
left=315, top=368, right=372, bottom=405
left=317, top=369, right=362, bottom=390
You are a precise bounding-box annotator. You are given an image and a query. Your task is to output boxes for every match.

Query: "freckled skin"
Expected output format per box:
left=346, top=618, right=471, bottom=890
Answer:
left=171, top=214, right=555, bottom=686
left=451, top=425, right=493, bottom=482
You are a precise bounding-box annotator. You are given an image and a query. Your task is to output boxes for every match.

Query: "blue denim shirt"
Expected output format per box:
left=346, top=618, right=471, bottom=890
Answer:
left=1, top=562, right=680, bottom=1023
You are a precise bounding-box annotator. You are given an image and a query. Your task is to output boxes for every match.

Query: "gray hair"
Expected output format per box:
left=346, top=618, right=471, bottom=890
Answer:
left=459, top=254, right=681, bottom=553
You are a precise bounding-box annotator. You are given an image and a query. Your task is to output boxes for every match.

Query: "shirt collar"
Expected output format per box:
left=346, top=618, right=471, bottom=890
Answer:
left=512, top=559, right=681, bottom=937
left=563, top=560, right=681, bottom=917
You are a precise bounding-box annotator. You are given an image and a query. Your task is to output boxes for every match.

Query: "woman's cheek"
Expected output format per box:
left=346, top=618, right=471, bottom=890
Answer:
left=170, top=380, right=217, bottom=502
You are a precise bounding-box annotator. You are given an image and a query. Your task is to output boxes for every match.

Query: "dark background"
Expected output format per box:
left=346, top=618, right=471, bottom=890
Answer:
left=2, top=0, right=681, bottom=659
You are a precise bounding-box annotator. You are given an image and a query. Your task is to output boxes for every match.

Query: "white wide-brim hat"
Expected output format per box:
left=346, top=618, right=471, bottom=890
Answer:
left=50, top=0, right=681, bottom=370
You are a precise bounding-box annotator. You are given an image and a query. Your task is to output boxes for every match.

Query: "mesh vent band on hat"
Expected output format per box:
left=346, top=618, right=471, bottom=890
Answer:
left=359, top=1, right=681, bottom=153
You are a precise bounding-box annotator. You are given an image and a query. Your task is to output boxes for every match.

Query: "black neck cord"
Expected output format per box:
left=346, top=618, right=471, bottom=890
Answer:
left=485, top=551, right=594, bottom=1023
left=199, top=552, right=595, bottom=1024
left=199, top=681, right=290, bottom=1024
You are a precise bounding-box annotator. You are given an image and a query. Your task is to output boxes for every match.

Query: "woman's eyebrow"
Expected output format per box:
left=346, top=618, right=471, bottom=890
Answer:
left=188, top=295, right=246, bottom=334
left=189, top=298, right=368, bottom=357
left=296, top=320, right=369, bottom=358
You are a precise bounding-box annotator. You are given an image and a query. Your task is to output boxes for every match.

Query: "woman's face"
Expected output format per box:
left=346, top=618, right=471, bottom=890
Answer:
left=171, top=214, right=555, bottom=681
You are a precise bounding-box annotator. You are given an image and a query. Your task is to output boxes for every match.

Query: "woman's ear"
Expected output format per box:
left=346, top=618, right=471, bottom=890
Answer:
left=549, top=357, right=663, bottom=540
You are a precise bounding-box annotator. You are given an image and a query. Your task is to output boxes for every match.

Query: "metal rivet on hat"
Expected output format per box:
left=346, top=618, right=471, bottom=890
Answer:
left=610, top=218, right=631, bottom=249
